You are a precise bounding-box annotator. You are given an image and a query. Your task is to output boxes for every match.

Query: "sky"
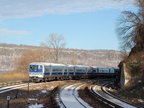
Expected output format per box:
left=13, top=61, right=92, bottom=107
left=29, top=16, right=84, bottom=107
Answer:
left=0, top=0, right=137, bottom=50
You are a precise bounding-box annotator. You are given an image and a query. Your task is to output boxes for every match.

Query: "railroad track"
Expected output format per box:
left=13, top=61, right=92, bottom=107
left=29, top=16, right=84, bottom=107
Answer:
left=0, top=83, right=38, bottom=94
left=55, top=80, right=138, bottom=108
left=90, top=82, right=138, bottom=108
left=57, top=83, right=93, bottom=108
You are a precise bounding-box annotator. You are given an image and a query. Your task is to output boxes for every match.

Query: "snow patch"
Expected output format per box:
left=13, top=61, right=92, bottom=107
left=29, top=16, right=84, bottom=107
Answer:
left=41, top=90, right=48, bottom=93
left=138, top=99, right=144, bottom=103
left=51, top=86, right=54, bottom=89
left=138, top=80, right=142, bottom=83
left=28, top=103, right=43, bottom=108
left=28, top=98, right=38, bottom=101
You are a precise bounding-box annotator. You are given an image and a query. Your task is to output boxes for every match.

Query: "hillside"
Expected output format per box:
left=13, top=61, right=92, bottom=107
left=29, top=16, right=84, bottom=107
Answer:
left=0, top=43, right=124, bottom=71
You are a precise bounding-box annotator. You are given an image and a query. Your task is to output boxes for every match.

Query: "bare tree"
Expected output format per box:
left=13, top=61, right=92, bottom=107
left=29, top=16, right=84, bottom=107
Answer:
left=15, top=48, right=49, bottom=73
left=116, top=0, right=144, bottom=79
left=41, top=33, right=66, bottom=63
left=116, top=0, right=144, bottom=52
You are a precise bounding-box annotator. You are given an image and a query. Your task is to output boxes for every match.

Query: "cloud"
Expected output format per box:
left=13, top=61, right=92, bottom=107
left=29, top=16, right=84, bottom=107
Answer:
left=0, top=0, right=135, bottom=18
left=0, top=29, right=30, bottom=37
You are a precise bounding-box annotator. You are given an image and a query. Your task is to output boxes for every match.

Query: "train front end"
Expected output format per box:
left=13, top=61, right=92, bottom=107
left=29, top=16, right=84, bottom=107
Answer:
left=28, top=63, right=44, bottom=82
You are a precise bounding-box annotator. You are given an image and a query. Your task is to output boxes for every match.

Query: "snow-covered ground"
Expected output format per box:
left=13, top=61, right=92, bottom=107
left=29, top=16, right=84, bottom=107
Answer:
left=0, top=83, right=46, bottom=108
left=28, top=90, right=48, bottom=108
left=29, top=103, right=43, bottom=108
left=59, top=83, right=92, bottom=108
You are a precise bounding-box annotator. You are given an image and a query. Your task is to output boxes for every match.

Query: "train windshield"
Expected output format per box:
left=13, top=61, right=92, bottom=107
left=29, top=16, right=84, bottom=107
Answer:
left=29, top=65, right=43, bottom=72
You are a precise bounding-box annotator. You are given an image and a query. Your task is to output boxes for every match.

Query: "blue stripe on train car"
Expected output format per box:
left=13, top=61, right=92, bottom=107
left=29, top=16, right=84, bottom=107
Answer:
left=52, top=72, right=62, bottom=75
left=44, top=73, right=50, bottom=75
left=64, top=72, right=67, bottom=75
left=92, top=73, right=97, bottom=75
left=69, top=72, right=74, bottom=75
left=76, top=72, right=86, bottom=75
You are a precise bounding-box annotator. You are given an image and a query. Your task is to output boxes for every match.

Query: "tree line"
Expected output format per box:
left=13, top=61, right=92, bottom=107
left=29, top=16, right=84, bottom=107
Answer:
left=10, top=31, right=122, bottom=74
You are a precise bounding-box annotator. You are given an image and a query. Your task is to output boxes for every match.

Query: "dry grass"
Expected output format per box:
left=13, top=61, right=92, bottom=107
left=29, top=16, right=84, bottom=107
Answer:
left=0, top=71, right=29, bottom=83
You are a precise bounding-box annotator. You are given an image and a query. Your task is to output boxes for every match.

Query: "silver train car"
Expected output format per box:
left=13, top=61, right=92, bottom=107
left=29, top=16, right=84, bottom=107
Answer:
left=28, top=62, right=118, bottom=82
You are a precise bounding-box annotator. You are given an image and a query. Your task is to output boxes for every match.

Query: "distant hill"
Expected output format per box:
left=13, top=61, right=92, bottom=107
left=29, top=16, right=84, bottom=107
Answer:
left=0, top=43, right=124, bottom=71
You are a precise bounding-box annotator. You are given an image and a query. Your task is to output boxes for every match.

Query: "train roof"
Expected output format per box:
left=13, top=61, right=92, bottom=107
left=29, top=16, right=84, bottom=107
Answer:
left=29, top=62, right=90, bottom=67
left=91, top=66, right=115, bottom=69
left=29, top=62, right=66, bottom=66
left=66, top=64, right=76, bottom=67
left=29, top=62, right=117, bottom=69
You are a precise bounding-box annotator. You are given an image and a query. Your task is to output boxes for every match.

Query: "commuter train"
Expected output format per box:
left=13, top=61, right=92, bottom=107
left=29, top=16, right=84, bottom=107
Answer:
left=28, top=62, right=118, bottom=82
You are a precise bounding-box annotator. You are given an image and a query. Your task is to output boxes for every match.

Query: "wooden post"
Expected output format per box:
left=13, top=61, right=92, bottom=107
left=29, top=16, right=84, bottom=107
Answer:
left=7, top=96, right=10, bottom=108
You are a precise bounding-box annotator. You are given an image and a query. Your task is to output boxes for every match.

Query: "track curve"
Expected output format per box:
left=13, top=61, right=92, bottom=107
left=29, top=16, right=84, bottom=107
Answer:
left=91, top=82, right=137, bottom=108
left=59, top=83, right=93, bottom=108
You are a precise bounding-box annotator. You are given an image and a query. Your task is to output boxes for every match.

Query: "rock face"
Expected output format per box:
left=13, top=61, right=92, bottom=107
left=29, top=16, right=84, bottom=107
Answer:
left=0, top=43, right=123, bottom=71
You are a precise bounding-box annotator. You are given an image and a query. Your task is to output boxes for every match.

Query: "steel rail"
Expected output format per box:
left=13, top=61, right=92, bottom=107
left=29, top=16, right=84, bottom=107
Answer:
left=101, top=83, right=139, bottom=108
left=59, top=83, right=92, bottom=108
left=0, top=83, right=38, bottom=94
left=90, top=82, right=137, bottom=108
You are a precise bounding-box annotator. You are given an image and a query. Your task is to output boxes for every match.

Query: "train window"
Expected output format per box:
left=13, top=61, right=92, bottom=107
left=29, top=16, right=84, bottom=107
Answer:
left=34, top=66, right=37, bottom=71
left=29, top=66, right=33, bottom=71
left=45, top=67, right=49, bottom=72
left=69, top=69, right=73, bottom=72
left=102, top=70, right=105, bottom=73
left=29, top=65, right=38, bottom=71
left=53, top=68, right=62, bottom=72
left=77, top=69, right=82, bottom=72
